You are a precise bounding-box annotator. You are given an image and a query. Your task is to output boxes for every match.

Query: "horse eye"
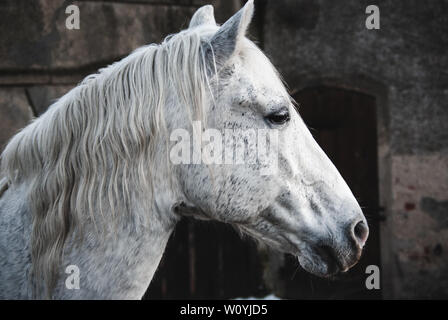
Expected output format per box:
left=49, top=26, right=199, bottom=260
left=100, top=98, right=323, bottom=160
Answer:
left=265, top=108, right=290, bottom=125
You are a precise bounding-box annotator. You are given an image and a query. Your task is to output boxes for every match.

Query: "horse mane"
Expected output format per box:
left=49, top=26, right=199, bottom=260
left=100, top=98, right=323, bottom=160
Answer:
left=0, top=29, right=211, bottom=297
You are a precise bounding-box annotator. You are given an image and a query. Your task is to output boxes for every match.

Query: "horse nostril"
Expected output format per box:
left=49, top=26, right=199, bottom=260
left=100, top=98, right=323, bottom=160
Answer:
left=352, top=220, right=369, bottom=247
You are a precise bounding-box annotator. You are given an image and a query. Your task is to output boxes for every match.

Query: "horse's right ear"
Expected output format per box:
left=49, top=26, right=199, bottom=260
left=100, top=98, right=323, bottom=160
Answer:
left=207, top=0, right=254, bottom=67
left=189, top=5, right=216, bottom=28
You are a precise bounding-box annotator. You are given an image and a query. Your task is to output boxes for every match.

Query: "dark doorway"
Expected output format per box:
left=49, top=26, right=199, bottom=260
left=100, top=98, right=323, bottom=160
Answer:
left=144, top=219, right=268, bottom=299
left=280, top=86, right=382, bottom=299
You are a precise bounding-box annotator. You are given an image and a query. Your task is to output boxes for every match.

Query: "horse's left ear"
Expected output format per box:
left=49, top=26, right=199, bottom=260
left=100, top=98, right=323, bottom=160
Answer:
left=189, top=5, right=216, bottom=28
left=208, top=0, right=254, bottom=66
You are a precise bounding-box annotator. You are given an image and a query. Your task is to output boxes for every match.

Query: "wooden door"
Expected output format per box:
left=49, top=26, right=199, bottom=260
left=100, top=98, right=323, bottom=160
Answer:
left=144, top=219, right=267, bottom=299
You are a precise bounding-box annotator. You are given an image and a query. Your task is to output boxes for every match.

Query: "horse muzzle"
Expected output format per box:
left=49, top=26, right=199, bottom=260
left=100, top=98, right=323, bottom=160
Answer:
left=297, top=218, right=369, bottom=277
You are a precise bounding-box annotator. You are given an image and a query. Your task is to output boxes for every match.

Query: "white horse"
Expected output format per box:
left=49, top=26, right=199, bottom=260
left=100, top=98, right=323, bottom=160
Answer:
left=0, top=1, right=368, bottom=299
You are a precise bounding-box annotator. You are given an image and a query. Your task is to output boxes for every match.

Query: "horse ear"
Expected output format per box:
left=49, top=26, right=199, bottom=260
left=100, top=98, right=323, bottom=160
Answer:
left=189, top=5, right=216, bottom=28
left=208, top=0, right=254, bottom=65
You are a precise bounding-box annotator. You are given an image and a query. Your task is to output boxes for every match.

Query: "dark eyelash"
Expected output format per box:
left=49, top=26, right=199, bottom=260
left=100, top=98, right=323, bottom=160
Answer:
left=265, top=108, right=290, bottom=125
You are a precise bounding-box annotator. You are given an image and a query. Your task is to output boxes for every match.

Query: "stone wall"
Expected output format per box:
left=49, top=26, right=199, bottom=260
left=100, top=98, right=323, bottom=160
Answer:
left=262, top=0, right=448, bottom=298
left=0, top=0, right=241, bottom=150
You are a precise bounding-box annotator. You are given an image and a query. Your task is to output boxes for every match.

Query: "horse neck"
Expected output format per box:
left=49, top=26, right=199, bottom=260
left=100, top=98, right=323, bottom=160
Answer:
left=55, top=159, right=180, bottom=299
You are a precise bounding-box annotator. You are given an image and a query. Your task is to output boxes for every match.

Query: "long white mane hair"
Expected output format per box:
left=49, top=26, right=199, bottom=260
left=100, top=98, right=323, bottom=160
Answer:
left=0, top=28, right=212, bottom=294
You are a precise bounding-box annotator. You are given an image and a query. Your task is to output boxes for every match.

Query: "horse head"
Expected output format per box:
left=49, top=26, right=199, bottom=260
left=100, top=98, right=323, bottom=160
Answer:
left=172, top=1, right=368, bottom=278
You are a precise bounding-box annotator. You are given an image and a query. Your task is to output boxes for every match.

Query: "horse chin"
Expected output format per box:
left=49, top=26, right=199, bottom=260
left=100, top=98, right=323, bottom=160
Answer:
left=297, top=256, right=340, bottom=279
left=297, top=245, right=348, bottom=279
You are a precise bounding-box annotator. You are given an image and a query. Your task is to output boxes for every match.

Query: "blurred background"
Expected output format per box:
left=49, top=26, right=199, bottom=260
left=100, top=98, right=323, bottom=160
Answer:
left=1, top=0, right=447, bottom=299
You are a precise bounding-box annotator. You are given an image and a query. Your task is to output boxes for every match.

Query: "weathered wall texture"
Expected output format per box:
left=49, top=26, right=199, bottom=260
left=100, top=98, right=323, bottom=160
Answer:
left=263, top=0, right=448, bottom=298
left=0, top=0, right=241, bottom=149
